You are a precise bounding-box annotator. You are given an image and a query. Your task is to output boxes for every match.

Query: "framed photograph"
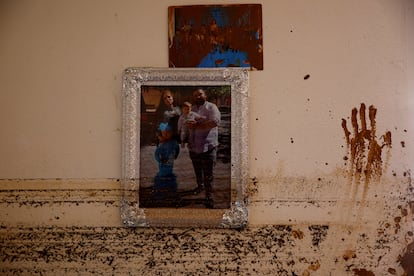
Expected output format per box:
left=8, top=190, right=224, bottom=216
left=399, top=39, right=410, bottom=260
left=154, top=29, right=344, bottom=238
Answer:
left=121, top=68, right=249, bottom=228
left=168, top=4, right=263, bottom=70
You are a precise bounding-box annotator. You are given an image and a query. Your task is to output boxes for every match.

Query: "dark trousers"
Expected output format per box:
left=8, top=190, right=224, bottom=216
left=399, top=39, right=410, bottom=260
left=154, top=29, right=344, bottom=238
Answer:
left=189, top=148, right=217, bottom=196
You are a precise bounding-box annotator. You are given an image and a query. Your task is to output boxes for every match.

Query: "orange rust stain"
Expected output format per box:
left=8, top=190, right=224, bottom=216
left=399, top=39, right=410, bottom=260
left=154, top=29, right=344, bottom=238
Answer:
left=341, top=103, right=392, bottom=198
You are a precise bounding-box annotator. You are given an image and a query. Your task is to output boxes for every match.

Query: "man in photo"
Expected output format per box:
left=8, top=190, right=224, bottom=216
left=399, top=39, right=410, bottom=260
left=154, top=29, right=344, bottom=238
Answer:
left=187, top=88, right=221, bottom=208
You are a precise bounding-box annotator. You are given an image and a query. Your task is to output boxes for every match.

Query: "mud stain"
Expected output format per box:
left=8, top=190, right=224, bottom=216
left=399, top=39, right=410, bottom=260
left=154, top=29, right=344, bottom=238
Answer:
left=308, top=225, right=328, bottom=247
left=387, top=267, right=396, bottom=274
left=352, top=268, right=375, bottom=276
left=400, top=241, right=414, bottom=276
left=291, top=229, right=304, bottom=240
left=341, top=103, right=392, bottom=201
left=393, top=216, right=401, bottom=234
left=308, top=260, right=320, bottom=271
left=247, top=177, right=259, bottom=197
left=341, top=104, right=392, bottom=186
left=1, top=225, right=325, bottom=275
left=343, top=249, right=357, bottom=261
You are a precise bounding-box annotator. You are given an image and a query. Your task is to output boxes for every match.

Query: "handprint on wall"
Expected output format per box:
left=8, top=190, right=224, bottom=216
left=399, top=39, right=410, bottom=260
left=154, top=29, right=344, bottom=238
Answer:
left=341, top=103, right=392, bottom=199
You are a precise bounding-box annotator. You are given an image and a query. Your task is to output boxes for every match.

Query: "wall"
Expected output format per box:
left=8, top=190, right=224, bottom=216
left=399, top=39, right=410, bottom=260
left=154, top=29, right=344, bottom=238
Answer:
left=1, top=0, right=413, bottom=274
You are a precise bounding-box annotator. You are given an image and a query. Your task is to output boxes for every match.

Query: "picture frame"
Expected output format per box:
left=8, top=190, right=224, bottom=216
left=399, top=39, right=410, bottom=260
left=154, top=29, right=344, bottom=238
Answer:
left=121, top=68, right=249, bottom=228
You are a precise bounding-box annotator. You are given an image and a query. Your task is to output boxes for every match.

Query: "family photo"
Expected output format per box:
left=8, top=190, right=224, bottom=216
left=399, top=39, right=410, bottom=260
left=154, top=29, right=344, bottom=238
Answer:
left=139, top=85, right=232, bottom=209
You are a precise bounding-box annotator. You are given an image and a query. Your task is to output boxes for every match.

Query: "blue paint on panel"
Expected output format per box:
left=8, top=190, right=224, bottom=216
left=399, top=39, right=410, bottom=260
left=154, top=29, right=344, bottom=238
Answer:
left=198, top=47, right=250, bottom=68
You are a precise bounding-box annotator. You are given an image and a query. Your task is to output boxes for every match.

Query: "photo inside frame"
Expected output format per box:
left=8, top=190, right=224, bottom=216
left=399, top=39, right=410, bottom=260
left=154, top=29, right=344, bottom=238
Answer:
left=139, top=85, right=231, bottom=209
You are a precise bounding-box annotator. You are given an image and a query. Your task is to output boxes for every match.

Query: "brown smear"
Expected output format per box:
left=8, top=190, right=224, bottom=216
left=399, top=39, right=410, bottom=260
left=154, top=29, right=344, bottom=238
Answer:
left=400, top=241, right=414, bottom=276
left=352, top=268, right=375, bottom=276
left=341, top=103, right=392, bottom=201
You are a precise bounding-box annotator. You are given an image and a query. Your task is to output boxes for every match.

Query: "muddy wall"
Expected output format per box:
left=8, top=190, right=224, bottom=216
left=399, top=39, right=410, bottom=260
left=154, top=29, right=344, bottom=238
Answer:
left=1, top=0, right=413, bottom=274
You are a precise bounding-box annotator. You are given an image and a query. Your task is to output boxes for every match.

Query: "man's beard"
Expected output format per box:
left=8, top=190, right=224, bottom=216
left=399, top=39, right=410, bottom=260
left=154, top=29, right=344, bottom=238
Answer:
left=196, top=99, right=205, bottom=106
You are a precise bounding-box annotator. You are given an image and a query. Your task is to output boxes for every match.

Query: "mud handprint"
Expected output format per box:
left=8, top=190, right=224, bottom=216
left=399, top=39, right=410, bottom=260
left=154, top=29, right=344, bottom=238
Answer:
left=341, top=103, right=392, bottom=191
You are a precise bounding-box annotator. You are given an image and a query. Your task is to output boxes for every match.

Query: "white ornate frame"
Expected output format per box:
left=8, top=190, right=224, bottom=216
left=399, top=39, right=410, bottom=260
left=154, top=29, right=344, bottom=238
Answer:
left=121, top=68, right=249, bottom=228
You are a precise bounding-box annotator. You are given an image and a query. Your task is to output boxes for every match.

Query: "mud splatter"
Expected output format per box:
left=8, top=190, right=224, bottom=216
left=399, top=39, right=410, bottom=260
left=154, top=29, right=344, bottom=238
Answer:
left=291, top=229, right=304, bottom=240
left=308, top=260, right=320, bottom=271
left=247, top=177, right=259, bottom=197
left=398, top=205, right=407, bottom=217
left=393, top=217, right=401, bottom=234
left=308, top=225, right=328, bottom=247
left=341, top=103, right=392, bottom=199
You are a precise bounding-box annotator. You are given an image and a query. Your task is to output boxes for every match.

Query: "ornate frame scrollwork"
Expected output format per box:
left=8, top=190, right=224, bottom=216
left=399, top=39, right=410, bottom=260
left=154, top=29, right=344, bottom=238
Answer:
left=121, top=68, right=249, bottom=228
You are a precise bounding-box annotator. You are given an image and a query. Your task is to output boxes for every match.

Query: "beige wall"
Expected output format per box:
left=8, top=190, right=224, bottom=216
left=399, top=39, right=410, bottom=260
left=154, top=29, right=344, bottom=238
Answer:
left=1, top=0, right=413, bottom=274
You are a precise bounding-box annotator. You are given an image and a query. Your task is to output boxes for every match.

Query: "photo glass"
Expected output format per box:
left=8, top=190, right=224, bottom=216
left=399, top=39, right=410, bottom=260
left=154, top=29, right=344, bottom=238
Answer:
left=139, top=85, right=231, bottom=209
left=121, top=68, right=249, bottom=228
